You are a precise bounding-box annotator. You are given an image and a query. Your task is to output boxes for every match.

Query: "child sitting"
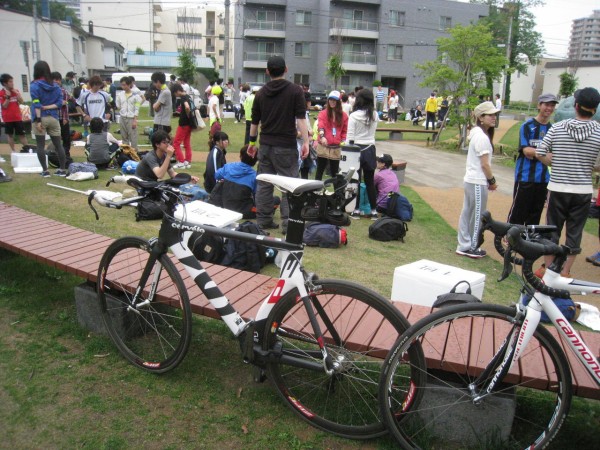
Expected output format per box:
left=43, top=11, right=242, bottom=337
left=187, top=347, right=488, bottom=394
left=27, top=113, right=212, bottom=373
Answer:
left=203, top=130, right=228, bottom=193
left=86, top=117, right=119, bottom=169
left=374, top=154, right=399, bottom=213
left=210, top=145, right=258, bottom=219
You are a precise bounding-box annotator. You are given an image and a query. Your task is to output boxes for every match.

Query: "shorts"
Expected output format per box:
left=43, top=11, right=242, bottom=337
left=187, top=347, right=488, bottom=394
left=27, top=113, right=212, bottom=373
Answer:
left=546, top=191, right=592, bottom=250
left=4, top=121, right=25, bottom=136
left=35, top=116, right=61, bottom=137
left=153, top=124, right=171, bottom=135
left=316, top=143, right=341, bottom=160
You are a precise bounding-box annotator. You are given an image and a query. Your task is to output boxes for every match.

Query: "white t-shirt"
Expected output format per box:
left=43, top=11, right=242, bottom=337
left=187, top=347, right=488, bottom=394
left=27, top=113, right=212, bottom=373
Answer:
left=495, top=98, right=502, bottom=111
left=464, top=126, right=492, bottom=185
left=79, top=90, right=111, bottom=122
left=389, top=95, right=399, bottom=109
left=208, top=95, right=220, bottom=121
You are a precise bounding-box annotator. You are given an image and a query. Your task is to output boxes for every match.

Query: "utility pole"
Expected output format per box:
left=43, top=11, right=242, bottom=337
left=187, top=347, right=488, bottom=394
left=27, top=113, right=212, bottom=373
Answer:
left=224, top=0, right=230, bottom=83
left=501, top=12, right=513, bottom=107
left=32, top=3, right=41, bottom=61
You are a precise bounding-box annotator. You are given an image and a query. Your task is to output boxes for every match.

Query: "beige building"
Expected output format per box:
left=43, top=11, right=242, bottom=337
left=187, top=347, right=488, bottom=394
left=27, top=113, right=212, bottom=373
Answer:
left=569, top=10, right=600, bottom=61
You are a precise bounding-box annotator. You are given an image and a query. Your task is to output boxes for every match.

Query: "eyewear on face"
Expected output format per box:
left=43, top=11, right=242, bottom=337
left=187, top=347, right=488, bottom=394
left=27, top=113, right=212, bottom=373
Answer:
left=161, top=139, right=172, bottom=144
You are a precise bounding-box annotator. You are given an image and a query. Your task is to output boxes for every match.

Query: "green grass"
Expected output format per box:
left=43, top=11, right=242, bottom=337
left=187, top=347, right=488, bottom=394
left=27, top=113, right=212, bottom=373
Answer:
left=0, top=106, right=598, bottom=447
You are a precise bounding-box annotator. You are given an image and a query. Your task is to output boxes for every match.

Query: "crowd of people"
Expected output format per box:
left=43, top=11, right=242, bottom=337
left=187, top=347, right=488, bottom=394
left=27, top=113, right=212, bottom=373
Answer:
left=1, top=58, right=599, bottom=273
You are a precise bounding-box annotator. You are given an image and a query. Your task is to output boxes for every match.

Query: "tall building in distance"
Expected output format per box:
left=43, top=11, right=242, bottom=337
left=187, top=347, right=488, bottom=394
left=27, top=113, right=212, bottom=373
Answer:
left=55, top=0, right=82, bottom=20
left=568, top=10, right=600, bottom=61
left=233, top=0, right=487, bottom=107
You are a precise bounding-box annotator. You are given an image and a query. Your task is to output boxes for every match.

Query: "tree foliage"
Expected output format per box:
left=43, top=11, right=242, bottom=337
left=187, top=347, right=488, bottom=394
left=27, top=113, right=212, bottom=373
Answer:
left=558, top=72, right=578, bottom=97
left=4, top=0, right=81, bottom=27
left=325, top=54, right=345, bottom=89
left=177, top=50, right=197, bottom=84
left=473, top=1, right=545, bottom=105
left=416, top=23, right=506, bottom=148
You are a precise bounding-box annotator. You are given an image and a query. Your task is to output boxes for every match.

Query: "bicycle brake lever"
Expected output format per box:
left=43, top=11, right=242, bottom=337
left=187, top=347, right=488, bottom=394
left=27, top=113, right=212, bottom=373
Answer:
left=87, top=191, right=100, bottom=220
left=498, top=244, right=513, bottom=282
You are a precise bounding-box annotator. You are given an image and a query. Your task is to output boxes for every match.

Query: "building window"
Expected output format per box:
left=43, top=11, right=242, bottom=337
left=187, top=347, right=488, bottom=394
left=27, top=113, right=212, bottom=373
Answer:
left=387, top=45, right=403, bottom=61
left=294, top=42, right=310, bottom=58
left=344, top=9, right=363, bottom=21
left=80, top=37, right=86, bottom=54
left=294, top=74, right=310, bottom=85
left=219, top=50, right=224, bottom=56
left=21, top=75, right=28, bottom=92
left=219, top=34, right=224, bottom=40
left=296, top=11, right=312, bottom=26
left=177, top=16, right=202, bottom=24
left=440, top=16, right=452, bottom=30
left=390, top=10, right=405, bottom=27
left=258, top=10, right=277, bottom=22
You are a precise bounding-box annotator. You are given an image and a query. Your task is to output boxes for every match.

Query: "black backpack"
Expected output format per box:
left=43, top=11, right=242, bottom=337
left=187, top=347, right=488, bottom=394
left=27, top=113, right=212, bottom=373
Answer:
left=368, top=217, right=408, bottom=242
left=220, top=221, right=267, bottom=273
left=188, top=232, right=225, bottom=264
left=386, top=192, right=413, bottom=221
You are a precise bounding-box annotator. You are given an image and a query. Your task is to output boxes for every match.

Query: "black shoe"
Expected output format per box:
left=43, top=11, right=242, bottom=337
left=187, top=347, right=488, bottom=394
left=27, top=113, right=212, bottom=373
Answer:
left=0, top=175, right=12, bottom=183
left=258, top=221, right=279, bottom=230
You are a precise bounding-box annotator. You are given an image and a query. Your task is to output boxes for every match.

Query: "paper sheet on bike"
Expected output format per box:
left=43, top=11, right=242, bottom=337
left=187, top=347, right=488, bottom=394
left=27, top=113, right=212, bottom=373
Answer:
left=174, top=201, right=242, bottom=228
left=391, top=259, right=485, bottom=306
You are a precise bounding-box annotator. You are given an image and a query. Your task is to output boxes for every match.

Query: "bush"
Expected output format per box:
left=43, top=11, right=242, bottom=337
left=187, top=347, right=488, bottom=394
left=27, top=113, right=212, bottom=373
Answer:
left=372, top=80, right=382, bottom=87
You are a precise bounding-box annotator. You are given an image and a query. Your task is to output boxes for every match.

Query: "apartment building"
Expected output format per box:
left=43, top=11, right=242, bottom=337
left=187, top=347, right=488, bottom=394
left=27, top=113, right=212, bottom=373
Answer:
left=568, top=10, right=600, bottom=61
left=233, top=0, right=487, bottom=107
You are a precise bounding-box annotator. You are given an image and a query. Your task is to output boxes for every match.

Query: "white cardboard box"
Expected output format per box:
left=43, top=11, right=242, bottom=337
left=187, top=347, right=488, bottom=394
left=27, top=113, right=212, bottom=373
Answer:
left=11, top=152, right=47, bottom=173
left=391, top=259, right=485, bottom=306
left=174, top=200, right=242, bottom=229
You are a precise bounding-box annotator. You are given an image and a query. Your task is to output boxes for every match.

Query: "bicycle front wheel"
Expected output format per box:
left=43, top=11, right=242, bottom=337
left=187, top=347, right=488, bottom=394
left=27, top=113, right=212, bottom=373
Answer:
left=97, top=237, right=192, bottom=373
left=262, top=279, right=425, bottom=439
left=380, top=303, right=572, bottom=449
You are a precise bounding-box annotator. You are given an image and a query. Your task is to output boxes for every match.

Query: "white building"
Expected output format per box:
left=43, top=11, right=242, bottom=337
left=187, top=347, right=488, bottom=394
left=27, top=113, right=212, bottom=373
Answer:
left=542, top=60, right=600, bottom=96
left=509, top=57, right=562, bottom=103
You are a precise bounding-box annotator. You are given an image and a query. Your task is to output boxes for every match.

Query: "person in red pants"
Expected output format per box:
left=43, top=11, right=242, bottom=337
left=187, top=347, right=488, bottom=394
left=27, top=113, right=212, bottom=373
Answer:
left=171, top=83, right=193, bottom=169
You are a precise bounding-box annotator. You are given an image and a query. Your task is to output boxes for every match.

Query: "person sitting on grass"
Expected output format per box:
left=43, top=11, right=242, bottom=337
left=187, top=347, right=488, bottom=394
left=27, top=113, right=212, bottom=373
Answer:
left=374, top=154, right=399, bottom=213
left=86, top=117, right=120, bottom=169
left=203, top=130, right=228, bottom=193
left=135, top=129, right=199, bottom=183
left=210, top=145, right=258, bottom=218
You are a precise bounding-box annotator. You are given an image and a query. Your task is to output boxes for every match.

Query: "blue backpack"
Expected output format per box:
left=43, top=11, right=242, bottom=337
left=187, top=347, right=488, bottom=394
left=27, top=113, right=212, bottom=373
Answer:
left=521, top=294, right=580, bottom=322
left=386, top=192, right=413, bottom=221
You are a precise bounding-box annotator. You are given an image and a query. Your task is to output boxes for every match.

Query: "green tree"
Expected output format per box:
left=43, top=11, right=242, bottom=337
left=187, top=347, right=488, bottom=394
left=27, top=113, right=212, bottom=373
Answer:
left=558, top=72, right=578, bottom=97
left=325, top=54, right=345, bottom=89
left=135, top=47, right=144, bottom=55
left=177, top=50, right=197, bottom=85
left=473, top=1, right=545, bottom=105
left=416, top=23, right=506, bottom=148
left=4, top=0, right=81, bottom=27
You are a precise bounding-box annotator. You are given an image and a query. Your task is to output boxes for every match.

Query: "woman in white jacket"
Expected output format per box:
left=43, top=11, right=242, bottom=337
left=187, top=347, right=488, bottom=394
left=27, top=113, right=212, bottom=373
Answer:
left=347, top=88, right=379, bottom=219
left=456, top=101, right=499, bottom=258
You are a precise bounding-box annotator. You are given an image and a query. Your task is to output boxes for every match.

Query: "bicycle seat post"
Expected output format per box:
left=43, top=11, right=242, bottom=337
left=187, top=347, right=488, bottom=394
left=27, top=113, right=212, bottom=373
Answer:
left=286, top=194, right=307, bottom=246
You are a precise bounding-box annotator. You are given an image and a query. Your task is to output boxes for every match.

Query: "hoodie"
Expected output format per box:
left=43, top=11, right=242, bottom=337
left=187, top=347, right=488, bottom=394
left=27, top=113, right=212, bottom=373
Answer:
left=347, top=109, right=379, bottom=145
left=30, top=79, right=62, bottom=120
left=251, top=79, right=306, bottom=147
left=215, top=161, right=257, bottom=192
left=538, top=118, right=600, bottom=194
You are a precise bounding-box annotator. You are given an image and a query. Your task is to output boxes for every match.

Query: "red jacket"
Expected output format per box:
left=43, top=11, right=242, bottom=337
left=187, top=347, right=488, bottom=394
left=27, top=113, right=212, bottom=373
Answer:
left=317, top=109, right=348, bottom=146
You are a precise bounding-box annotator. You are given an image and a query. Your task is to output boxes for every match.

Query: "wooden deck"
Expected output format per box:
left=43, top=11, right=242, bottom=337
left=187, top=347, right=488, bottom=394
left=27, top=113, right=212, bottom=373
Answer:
left=0, top=201, right=598, bottom=400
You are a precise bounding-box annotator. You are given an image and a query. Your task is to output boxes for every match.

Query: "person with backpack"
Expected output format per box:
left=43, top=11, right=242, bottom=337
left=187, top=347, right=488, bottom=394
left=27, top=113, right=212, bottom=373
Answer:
left=76, top=75, right=112, bottom=132
left=170, top=83, right=194, bottom=169
left=203, top=131, right=228, bottom=192
left=86, top=117, right=120, bottom=169
left=30, top=60, right=67, bottom=177
left=374, top=154, right=399, bottom=212
left=456, top=101, right=499, bottom=258
left=347, top=88, right=379, bottom=220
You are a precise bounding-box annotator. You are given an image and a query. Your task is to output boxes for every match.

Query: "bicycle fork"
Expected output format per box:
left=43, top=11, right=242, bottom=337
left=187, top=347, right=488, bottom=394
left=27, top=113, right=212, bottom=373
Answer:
left=471, top=305, right=542, bottom=402
left=127, top=239, right=165, bottom=312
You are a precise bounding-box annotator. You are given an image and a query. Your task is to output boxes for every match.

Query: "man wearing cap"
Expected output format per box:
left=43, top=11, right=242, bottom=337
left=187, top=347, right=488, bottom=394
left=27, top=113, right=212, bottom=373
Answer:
left=456, top=101, right=499, bottom=258
left=507, top=93, right=558, bottom=226
left=249, top=56, right=309, bottom=233
left=374, top=154, right=399, bottom=212
left=536, top=87, right=600, bottom=276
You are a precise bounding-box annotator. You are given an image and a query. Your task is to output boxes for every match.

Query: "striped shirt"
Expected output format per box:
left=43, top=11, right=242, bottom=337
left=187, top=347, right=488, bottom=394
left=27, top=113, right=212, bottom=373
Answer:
left=515, top=118, right=551, bottom=184
left=537, top=118, right=600, bottom=194
left=376, top=89, right=385, bottom=103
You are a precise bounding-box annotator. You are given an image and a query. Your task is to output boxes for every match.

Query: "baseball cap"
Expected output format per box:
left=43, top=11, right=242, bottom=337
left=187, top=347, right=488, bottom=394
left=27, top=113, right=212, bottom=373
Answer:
left=252, top=85, right=261, bottom=93
left=574, top=87, right=600, bottom=111
left=328, top=90, right=341, bottom=101
left=538, top=93, right=558, bottom=104
left=473, top=101, right=499, bottom=118
left=267, top=55, right=286, bottom=72
left=377, top=154, right=393, bottom=166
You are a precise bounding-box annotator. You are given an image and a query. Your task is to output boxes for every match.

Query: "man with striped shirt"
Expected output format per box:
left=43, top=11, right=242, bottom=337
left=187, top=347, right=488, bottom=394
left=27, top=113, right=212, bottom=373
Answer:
left=537, top=87, right=600, bottom=275
left=507, top=93, right=558, bottom=225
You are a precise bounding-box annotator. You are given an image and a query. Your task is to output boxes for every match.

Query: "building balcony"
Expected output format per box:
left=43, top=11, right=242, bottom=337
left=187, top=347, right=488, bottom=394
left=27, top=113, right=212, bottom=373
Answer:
left=152, top=1, right=162, bottom=12
left=244, top=20, right=286, bottom=38
left=329, top=18, right=379, bottom=40
left=331, top=0, right=380, bottom=4
left=153, top=33, right=162, bottom=43
left=243, top=51, right=284, bottom=69
left=245, top=0, right=287, bottom=6
left=154, top=15, right=161, bottom=27
left=341, top=52, right=377, bottom=72
left=206, top=45, right=216, bottom=53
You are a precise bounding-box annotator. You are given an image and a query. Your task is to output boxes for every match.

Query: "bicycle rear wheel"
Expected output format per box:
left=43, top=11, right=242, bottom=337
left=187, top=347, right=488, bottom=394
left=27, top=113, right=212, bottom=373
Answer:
left=262, top=279, right=425, bottom=439
left=380, top=303, right=572, bottom=449
left=97, top=237, right=192, bottom=373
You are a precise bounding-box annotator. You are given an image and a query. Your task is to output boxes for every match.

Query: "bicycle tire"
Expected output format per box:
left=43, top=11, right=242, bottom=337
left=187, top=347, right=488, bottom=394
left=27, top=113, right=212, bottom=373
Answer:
left=97, top=237, right=192, bottom=374
left=262, top=279, right=425, bottom=439
left=380, top=303, right=572, bottom=449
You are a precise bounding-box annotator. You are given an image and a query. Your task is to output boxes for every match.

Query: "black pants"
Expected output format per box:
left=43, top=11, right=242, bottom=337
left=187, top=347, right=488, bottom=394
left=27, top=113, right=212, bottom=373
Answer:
left=244, top=121, right=251, bottom=145
left=507, top=182, right=548, bottom=225
left=60, top=119, right=71, bottom=158
left=425, top=111, right=436, bottom=130
left=315, top=158, right=340, bottom=181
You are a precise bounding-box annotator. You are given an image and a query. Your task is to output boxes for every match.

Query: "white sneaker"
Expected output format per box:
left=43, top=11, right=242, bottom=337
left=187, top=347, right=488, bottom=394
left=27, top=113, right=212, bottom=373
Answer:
left=184, top=161, right=191, bottom=169
left=173, top=162, right=187, bottom=169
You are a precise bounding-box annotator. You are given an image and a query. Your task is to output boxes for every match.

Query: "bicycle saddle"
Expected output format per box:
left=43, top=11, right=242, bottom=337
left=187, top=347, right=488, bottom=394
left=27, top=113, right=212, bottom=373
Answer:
left=257, top=174, right=324, bottom=195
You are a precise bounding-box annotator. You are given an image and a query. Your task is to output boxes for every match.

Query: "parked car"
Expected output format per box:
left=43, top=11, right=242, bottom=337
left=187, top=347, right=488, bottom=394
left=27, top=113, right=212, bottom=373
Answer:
left=309, top=84, right=328, bottom=107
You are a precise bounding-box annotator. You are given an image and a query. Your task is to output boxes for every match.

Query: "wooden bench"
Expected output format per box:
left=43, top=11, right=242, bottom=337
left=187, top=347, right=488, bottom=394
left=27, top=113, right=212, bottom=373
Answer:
left=0, top=201, right=598, bottom=399
left=377, top=127, right=439, bottom=145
